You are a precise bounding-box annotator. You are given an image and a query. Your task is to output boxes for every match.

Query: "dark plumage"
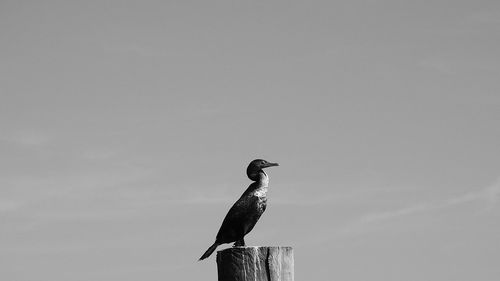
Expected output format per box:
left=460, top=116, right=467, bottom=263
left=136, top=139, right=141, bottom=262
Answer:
left=199, top=159, right=279, bottom=260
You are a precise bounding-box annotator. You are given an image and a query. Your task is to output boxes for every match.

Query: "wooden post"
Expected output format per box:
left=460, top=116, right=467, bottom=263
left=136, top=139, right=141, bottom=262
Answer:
left=216, top=246, right=294, bottom=281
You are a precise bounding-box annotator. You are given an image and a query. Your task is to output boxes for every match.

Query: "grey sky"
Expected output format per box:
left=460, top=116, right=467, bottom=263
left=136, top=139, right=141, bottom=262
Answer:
left=1, top=1, right=499, bottom=280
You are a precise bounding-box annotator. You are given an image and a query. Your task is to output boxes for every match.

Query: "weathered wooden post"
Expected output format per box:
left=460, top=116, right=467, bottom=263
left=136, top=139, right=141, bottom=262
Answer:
left=216, top=246, right=294, bottom=281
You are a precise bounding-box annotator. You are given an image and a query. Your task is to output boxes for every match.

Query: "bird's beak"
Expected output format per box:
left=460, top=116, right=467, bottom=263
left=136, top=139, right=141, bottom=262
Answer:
left=264, top=162, right=279, bottom=168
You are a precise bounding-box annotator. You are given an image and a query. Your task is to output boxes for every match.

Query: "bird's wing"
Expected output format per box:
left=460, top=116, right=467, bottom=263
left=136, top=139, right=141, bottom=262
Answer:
left=215, top=195, right=259, bottom=243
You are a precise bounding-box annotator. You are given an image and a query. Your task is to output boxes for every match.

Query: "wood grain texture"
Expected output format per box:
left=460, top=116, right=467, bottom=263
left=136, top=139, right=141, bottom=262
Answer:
left=216, top=246, right=293, bottom=281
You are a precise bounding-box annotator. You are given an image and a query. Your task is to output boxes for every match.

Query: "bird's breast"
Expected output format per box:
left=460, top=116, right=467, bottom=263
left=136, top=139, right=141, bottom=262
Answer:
left=253, top=187, right=268, bottom=198
left=252, top=188, right=268, bottom=213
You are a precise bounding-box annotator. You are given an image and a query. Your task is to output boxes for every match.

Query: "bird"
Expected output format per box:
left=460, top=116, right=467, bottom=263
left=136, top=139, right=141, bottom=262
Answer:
left=199, top=159, right=279, bottom=260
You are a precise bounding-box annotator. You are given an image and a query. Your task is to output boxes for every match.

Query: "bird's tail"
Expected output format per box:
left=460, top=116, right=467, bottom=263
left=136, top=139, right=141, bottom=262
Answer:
left=199, top=242, right=219, bottom=261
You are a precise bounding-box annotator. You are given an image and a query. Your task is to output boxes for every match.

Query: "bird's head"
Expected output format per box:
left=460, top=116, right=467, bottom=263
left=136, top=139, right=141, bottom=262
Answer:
left=246, top=159, right=279, bottom=181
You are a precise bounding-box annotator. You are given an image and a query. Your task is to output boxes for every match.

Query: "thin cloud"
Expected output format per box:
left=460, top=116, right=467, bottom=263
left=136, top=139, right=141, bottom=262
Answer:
left=466, top=10, right=500, bottom=24
left=180, top=195, right=234, bottom=205
left=0, top=198, right=26, bottom=212
left=168, top=184, right=237, bottom=205
left=107, top=44, right=171, bottom=58
left=337, top=177, right=500, bottom=235
left=0, top=130, right=51, bottom=147
left=486, top=180, right=500, bottom=202
left=418, top=58, right=455, bottom=74
left=271, top=183, right=417, bottom=206
left=81, top=148, right=119, bottom=160
left=0, top=166, right=153, bottom=217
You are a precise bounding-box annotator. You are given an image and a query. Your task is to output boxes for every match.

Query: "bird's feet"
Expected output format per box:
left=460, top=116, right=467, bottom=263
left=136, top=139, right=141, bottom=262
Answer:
left=233, top=239, right=245, bottom=247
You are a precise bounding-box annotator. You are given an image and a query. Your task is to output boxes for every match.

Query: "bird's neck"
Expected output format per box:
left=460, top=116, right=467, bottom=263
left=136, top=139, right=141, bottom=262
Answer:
left=248, top=169, right=269, bottom=183
left=245, top=171, right=270, bottom=197
left=253, top=171, right=269, bottom=197
left=258, top=170, right=269, bottom=187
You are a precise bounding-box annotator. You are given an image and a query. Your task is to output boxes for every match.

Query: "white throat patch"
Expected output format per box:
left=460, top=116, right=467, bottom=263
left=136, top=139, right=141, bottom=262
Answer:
left=260, top=171, right=269, bottom=186
left=254, top=171, right=269, bottom=198
left=254, top=187, right=268, bottom=198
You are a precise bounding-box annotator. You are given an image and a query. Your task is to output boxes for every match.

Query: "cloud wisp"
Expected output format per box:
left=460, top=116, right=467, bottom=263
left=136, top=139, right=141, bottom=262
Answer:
left=336, top=178, right=500, bottom=236
left=0, top=130, right=52, bottom=147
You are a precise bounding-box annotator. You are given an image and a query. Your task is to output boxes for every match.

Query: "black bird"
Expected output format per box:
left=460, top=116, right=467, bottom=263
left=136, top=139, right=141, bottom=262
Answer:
left=199, top=159, right=279, bottom=260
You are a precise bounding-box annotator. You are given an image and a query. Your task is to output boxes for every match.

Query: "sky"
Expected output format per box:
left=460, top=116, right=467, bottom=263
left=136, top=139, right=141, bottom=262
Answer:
left=1, top=0, right=499, bottom=280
